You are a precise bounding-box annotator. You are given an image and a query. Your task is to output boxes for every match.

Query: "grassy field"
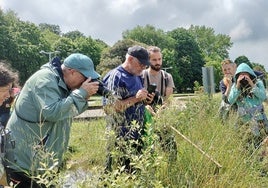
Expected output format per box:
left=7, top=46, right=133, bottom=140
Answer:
left=60, top=93, right=268, bottom=187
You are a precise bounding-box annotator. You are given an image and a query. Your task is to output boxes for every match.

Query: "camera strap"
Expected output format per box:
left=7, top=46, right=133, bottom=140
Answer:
left=145, top=70, right=168, bottom=96
left=50, top=57, right=64, bottom=81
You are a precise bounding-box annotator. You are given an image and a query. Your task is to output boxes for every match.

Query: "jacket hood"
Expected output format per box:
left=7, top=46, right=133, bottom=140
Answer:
left=234, top=63, right=256, bottom=81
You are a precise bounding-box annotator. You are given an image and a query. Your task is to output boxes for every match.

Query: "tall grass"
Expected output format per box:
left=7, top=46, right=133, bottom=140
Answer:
left=63, top=94, right=268, bottom=187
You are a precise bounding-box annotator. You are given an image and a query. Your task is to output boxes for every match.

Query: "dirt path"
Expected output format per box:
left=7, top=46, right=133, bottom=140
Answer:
left=75, top=96, right=191, bottom=120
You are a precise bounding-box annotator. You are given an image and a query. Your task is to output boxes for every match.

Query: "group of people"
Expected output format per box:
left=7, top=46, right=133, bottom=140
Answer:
left=219, top=59, right=268, bottom=151
left=3, top=44, right=268, bottom=186
left=0, top=45, right=175, bottom=187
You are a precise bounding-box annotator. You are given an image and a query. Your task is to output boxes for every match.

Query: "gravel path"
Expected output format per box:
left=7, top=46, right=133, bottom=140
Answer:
left=75, top=108, right=105, bottom=119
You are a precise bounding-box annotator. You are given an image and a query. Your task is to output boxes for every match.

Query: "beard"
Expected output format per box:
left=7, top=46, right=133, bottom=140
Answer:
left=150, top=64, right=162, bottom=71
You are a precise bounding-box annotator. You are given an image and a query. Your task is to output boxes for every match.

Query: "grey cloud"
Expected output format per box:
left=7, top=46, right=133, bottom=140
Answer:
left=2, top=0, right=268, bottom=69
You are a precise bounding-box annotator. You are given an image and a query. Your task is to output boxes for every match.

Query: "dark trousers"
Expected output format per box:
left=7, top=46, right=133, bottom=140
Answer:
left=105, top=138, right=144, bottom=173
left=5, top=167, right=47, bottom=188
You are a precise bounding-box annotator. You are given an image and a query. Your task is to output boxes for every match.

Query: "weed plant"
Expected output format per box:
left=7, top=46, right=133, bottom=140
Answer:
left=60, top=94, right=268, bottom=187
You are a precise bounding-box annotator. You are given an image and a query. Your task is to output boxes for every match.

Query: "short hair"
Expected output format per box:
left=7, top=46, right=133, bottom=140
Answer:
left=0, top=62, right=18, bottom=87
left=147, top=46, right=161, bottom=57
left=221, top=59, right=234, bottom=66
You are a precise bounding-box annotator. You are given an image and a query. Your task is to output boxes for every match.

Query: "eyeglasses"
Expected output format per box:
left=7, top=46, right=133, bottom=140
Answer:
left=68, top=68, right=87, bottom=81
left=133, top=57, right=147, bottom=69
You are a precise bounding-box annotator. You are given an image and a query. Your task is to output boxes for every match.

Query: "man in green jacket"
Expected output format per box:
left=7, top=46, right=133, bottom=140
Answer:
left=4, top=53, right=100, bottom=187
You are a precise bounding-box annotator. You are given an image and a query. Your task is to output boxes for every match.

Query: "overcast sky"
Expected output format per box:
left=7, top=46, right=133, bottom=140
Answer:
left=1, top=0, right=268, bottom=70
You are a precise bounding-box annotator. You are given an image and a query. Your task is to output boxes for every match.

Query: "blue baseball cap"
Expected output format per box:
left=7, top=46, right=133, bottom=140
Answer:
left=63, top=53, right=100, bottom=79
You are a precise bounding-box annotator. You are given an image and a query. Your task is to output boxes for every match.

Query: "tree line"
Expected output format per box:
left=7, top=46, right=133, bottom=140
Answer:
left=0, top=9, right=266, bottom=92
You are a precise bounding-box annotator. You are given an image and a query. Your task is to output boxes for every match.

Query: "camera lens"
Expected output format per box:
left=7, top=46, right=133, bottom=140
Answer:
left=97, top=85, right=112, bottom=97
left=240, top=77, right=248, bottom=87
left=92, top=79, right=113, bottom=97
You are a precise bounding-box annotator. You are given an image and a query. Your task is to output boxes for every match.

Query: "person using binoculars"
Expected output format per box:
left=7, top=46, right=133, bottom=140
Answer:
left=228, top=63, right=268, bottom=151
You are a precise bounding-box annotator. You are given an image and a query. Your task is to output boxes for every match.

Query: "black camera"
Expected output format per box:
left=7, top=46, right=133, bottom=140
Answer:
left=240, top=77, right=249, bottom=88
left=147, top=84, right=157, bottom=94
left=147, top=84, right=163, bottom=107
left=152, top=91, right=163, bottom=106
left=91, top=79, right=112, bottom=97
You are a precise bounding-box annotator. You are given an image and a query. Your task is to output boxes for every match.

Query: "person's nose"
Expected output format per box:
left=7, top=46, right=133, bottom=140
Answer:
left=4, top=90, right=10, bottom=99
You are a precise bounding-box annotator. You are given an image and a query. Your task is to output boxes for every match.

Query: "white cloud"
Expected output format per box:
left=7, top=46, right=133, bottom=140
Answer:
left=1, top=0, right=268, bottom=70
left=107, top=0, right=142, bottom=15
left=229, top=19, right=252, bottom=41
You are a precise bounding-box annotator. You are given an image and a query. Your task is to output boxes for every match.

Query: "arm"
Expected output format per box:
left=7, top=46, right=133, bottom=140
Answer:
left=165, top=87, right=173, bottom=100
left=252, top=80, right=267, bottom=101
left=32, top=74, right=96, bottom=121
left=165, top=73, right=175, bottom=101
left=228, top=84, right=241, bottom=105
left=109, top=89, right=152, bottom=112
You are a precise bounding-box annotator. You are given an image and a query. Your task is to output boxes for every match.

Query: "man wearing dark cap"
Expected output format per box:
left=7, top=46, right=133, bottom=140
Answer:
left=102, top=45, right=154, bottom=173
left=4, top=53, right=100, bottom=187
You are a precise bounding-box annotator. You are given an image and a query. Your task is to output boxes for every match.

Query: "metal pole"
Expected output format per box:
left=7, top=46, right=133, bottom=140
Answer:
left=163, top=66, right=173, bottom=72
left=40, top=50, right=60, bottom=62
left=170, top=125, right=222, bottom=169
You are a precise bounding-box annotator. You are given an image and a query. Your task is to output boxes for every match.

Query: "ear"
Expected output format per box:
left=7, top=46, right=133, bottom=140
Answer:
left=68, top=68, right=76, bottom=75
left=128, top=55, right=134, bottom=61
left=128, top=56, right=136, bottom=64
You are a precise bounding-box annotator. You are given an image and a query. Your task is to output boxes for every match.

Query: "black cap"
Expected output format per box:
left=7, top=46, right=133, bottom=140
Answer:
left=127, top=46, right=150, bottom=66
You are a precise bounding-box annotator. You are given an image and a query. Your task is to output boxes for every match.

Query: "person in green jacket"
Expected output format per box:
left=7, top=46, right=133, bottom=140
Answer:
left=4, top=53, right=100, bottom=187
left=228, top=63, right=268, bottom=151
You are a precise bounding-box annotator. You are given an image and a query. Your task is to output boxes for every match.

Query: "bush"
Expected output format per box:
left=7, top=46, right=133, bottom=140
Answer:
left=58, top=94, right=268, bottom=187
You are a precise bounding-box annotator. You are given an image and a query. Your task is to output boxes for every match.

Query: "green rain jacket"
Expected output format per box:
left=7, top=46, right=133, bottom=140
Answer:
left=228, top=63, right=267, bottom=123
left=4, top=63, right=88, bottom=174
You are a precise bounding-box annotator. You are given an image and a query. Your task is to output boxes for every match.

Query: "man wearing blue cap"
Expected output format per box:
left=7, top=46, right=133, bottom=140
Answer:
left=4, top=53, right=100, bottom=187
left=102, top=45, right=154, bottom=173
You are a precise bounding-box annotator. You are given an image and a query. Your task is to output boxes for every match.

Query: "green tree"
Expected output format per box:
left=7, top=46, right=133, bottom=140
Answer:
left=161, top=48, right=182, bottom=91
left=1, top=10, right=47, bottom=84
left=188, top=25, right=233, bottom=60
left=41, top=29, right=61, bottom=48
left=234, top=55, right=253, bottom=68
left=122, top=24, right=175, bottom=50
left=52, top=37, right=76, bottom=59
left=0, top=9, right=10, bottom=59
left=74, top=36, right=102, bottom=67
left=39, top=23, right=61, bottom=35
left=63, top=30, right=85, bottom=40
left=97, top=39, right=145, bottom=76
left=95, top=39, right=109, bottom=50
left=252, top=63, right=266, bottom=72
left=168, top=28, right=205, bottom=92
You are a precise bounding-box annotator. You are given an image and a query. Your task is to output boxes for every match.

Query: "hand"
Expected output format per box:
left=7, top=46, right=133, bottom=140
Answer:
left=80, top=78, right=99, bottom=97
left=135, top=89, right=149, bottom=101
left=243, top=75, right=254, bottom=87
left=145, top=92, right=155, bottom=104
left=236, top=74, right=254, bottom=88
left=223, top=76, right=232, bottom=86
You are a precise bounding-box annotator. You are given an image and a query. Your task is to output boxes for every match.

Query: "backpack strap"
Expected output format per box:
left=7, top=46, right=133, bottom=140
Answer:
left=141, top=69, right=151, bottom=87
left=160, top=71, right=164, bottom=96
left=161, top=70, right=169, bottom=96
left=145, top=70, right=150, bottom=87
left=144, top=69, right=169, bottom=96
